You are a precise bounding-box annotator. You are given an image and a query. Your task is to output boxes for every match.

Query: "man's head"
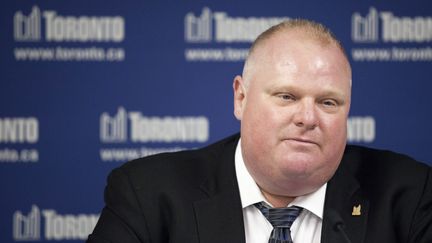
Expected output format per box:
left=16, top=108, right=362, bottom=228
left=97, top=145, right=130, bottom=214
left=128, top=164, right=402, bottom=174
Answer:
left=233, top=19, right=352, bottom=205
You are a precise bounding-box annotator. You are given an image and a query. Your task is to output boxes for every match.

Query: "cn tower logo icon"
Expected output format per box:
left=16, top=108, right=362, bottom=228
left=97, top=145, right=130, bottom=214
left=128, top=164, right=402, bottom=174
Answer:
left=13, top=205, right=41, bottom=240
left=351, top=7, right=379, bottom=43
left=184, top=7, right=212, bottom=43
left=14, top=6, right=42, bottom=42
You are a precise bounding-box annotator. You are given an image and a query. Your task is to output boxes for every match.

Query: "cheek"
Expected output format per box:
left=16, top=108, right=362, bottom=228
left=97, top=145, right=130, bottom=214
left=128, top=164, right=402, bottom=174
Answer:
left=320, top=111, right=348, bottom=134
left=241, top=99, right=284, bottom=154
left=321, top=117, right=348, bottom=152
left=245, top=104, right=285, bottom=136
left=244, top=96, right=272, bottom=124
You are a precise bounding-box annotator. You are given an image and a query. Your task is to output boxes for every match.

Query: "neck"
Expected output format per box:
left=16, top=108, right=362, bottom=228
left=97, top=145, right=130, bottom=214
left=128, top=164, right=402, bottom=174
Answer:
left=261, top=189, right=296, bottom=208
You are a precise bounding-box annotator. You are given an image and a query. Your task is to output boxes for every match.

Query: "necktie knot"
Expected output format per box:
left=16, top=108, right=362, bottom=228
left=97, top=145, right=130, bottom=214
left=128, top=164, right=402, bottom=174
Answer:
left=255, top=202, right=303, bottom=243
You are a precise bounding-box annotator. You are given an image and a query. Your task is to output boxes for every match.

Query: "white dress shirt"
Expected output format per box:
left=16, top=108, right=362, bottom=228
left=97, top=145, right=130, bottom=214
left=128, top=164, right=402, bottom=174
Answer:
left=235, top=139, right=326, bottom=243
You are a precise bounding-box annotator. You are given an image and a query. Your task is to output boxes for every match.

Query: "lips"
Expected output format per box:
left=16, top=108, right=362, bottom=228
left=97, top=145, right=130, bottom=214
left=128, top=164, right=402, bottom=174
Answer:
left=283, top=137, right=319, bottom=146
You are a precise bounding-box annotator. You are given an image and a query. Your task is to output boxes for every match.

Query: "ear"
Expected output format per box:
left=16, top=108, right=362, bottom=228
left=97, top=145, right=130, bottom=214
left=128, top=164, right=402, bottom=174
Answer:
left=233, top=75, right=247, bottom=120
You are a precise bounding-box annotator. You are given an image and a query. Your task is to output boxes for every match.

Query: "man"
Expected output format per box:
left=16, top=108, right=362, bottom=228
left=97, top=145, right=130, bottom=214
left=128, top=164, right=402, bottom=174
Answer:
left=88, top=19, right=432, bottom=243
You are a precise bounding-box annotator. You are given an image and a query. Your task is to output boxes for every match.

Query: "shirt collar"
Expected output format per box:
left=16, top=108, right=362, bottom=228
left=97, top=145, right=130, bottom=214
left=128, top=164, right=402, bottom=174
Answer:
left=235, top=138, right=327, bottom=219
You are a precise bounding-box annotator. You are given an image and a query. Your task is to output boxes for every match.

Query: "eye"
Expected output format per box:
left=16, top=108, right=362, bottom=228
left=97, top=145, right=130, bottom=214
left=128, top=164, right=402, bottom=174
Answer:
left=322, top=99, right=337, bottom=107
left=277, top=93, right=295, bottom=101
left=320, top=99, right=342, bottom=112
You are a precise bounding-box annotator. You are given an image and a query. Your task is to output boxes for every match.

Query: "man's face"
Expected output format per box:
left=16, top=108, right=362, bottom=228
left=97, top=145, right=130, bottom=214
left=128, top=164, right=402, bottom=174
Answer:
left=234, top=31, right=351, bottom=197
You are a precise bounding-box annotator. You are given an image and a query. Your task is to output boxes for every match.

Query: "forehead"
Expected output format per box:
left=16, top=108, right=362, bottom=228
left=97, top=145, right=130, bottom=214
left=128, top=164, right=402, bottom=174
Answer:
left=247, top=31, right=351, bottom=87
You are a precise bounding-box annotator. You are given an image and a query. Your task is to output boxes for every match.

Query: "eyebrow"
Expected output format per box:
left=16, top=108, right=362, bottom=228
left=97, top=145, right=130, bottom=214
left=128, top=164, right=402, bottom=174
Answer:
left=265, top=84, right=347, bottom=100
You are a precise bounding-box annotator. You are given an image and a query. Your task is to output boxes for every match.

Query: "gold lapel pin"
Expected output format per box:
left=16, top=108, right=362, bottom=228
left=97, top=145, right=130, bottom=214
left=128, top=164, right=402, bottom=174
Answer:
left=352, top=204, right=361, bottom=216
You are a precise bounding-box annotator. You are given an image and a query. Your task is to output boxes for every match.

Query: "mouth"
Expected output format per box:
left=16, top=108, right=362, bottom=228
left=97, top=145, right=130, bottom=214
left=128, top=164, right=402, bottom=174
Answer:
left=283, top=137, right=319, bottom=146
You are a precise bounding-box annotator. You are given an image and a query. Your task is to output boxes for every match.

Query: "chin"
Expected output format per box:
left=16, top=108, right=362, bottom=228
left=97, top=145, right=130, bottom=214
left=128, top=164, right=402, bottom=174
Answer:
left=279, top=160, right=312, bottom=178
left=280, top=152, right=318, bottom=167
left=278, top=154, right=330, bottom=179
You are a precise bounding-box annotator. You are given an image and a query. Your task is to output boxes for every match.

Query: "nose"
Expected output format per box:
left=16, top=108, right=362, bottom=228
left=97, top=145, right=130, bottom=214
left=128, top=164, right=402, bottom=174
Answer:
left=293, top=99, right=319, bottom=130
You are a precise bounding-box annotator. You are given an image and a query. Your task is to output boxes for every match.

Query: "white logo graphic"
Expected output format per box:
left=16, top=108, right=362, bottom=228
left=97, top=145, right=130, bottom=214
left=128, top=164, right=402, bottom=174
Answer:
left=42, top=210, right=99, bottom=240
left=347, top=116, right=376, bottom=143
left=380, top=12, right=432, bottom=43
left=100, top=107, right=209, bottom=143
left=184, top=7, right=288, bottom=43
left=13, top=205, right=99, bottom=241
left=100, top=107, right=127, bottom=143
left=352, top=7, right=432, bottom=43
left=185, top=7, right=212, bottom=43
left=0, top=117, right=39, bottom=143
left=14, top=6, right=42, bottom=41
left=13, top=6, right=125, bottom=43
left=13, top=205, right=41, bottom=240
left=352, top=7, right=379, bottom=43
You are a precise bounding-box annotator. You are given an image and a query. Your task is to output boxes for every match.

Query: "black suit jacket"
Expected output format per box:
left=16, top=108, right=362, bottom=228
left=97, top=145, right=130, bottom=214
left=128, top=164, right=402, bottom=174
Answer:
left=88, top=134, right=432, bottom=243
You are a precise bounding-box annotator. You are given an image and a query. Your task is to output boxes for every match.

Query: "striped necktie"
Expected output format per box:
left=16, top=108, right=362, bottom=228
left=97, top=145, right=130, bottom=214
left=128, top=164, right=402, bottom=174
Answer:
left=255, top=202, right=303, bottom=243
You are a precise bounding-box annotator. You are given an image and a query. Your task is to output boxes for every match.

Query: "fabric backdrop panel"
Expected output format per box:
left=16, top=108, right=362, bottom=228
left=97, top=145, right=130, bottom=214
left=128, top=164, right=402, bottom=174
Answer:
left=1, top=0, right=431, bottom=242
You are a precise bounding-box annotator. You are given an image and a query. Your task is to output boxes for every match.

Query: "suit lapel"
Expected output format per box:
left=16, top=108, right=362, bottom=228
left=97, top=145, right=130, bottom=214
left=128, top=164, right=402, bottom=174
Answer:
left=193, top=135, right=246, bottom=243
left=193, top=186, right=245, bottom=243
left=322, top=146, right=369, bottom=243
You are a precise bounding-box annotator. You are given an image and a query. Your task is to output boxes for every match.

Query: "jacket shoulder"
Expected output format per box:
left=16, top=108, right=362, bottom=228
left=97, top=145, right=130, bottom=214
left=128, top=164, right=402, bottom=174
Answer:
left=344, top=145, right=429, bottom=170
left=110, top=134, right=239, bottom=189
left=123, top=133, right=238, bottom=168
left=342, top=145, right=430, bottom=186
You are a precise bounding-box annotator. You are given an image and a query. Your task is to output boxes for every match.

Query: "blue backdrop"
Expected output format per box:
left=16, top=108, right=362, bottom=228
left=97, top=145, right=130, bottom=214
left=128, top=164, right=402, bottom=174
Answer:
left=1, top=0, right=431, bottom=242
